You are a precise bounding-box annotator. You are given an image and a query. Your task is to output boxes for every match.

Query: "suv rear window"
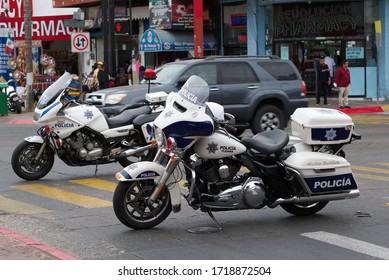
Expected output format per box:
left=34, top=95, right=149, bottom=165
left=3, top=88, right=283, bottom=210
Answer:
left=257, top=62, right=298, bottom=81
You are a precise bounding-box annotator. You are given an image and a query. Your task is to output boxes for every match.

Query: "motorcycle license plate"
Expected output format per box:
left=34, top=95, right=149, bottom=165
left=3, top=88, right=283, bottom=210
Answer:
left=304, top=173, right=358, bottom=194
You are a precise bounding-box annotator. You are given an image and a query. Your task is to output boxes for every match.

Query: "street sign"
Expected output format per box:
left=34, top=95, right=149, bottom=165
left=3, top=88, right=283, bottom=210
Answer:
left=64, top=19, right=86, bottom=28
left=71, top=32, right=90, bottom=53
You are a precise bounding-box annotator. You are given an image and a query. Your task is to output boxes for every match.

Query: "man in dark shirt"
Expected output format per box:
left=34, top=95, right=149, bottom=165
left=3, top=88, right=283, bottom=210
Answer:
left=97, top=62, right=109, bottom=89
left=316, top=56, right=331, bottom=105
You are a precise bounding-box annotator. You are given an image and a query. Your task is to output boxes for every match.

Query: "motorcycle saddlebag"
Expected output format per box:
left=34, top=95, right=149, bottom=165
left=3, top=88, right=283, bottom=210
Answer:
left=290, top=108, right=354, bottom=145
left=284, top=151, right=358, bottom=195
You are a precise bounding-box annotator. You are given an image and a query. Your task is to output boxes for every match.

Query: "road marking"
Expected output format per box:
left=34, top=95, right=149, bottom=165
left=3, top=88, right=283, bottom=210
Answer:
left=13, top=184, right=112, bottom=208
left=354, top=172, right=389, bottom=183
left=69, top=178, right=116, bottom=192
left=374, top=163, right=389, bottom=167
left=301, top=231, right=389, bottom=259
left=0, top=195, right=51, bottom=214
left=352, top=165, right=389, bottom=174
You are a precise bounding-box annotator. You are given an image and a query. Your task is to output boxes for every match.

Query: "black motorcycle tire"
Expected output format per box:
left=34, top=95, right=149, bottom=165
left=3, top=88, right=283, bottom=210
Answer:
left=15, top=100, right=22, bottom=114
left=280, top=202, right=328, bottom=216
left=11, top=141, right=55, bottom=181
left=117, top=145, right=157, bottom=168
left=113, top=180, right=172, bottom=229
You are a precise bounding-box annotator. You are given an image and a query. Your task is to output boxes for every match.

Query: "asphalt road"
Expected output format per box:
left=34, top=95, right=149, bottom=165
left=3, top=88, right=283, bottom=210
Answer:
left=1, top=111, right=389, bottom=260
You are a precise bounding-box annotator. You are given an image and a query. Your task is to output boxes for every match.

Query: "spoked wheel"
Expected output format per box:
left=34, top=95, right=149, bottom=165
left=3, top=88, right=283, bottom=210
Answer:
left=113, top=180, right=172, bottom=229
left=11, top=141, right=55, bottom=181
left=280, top=202, right=328, bottom=216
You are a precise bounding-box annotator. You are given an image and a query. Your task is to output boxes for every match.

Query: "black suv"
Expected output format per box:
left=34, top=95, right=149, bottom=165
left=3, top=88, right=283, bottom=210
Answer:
left=86, top=56, right=308, bottom=133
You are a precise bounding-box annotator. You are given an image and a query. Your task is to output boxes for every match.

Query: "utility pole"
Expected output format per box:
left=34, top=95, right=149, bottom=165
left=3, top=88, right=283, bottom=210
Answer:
left=24, top=0, right=34, bottom=111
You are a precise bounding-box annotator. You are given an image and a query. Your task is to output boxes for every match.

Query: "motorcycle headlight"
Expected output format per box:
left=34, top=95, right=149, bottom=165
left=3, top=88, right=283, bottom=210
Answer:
left=154, top=127, right=166, bottom=147
left=105, top=94, right=127, bottom=105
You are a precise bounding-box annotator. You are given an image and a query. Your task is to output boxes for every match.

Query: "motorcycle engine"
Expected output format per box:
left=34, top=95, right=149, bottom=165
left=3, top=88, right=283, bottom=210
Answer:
left=193, top=157, right=241, bottom=184
left=63, top=130, right=103, bottom=161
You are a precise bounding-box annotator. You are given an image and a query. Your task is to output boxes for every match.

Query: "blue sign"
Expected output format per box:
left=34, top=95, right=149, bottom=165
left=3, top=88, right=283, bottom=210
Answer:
left=139, top=29, right=217, bottom=52
left=305, top=173, right=358, bottom=194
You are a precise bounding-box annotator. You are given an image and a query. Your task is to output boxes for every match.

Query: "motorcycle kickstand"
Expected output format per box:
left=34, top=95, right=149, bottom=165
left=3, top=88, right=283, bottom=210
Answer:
left=208, top=210, right=222, bottom=231
left=94, top=161, right=99, bottom=176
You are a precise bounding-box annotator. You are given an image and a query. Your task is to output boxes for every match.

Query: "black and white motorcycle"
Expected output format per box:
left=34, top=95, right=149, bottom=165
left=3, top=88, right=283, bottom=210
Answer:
left=112, top=75, right=360, bottom=230
left=6, top=74, right=23, bottom=114
left=12, top=72, right=166, bottom=181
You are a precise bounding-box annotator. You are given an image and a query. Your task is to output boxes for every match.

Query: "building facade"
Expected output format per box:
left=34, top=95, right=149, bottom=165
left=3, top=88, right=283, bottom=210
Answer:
left=50, top=0, right=387, bottom=100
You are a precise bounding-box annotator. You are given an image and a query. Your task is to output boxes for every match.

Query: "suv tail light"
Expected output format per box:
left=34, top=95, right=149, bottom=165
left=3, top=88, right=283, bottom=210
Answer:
left=301, top=80, right=307, bottom=97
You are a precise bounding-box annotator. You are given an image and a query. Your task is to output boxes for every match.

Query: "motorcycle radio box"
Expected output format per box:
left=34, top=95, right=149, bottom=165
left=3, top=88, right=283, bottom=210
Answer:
left=145, top=91, right=168, bottom=104
left=290, top=108, right=354, bottom=145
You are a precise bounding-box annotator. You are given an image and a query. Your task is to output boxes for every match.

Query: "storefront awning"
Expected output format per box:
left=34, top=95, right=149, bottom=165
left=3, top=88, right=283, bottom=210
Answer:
left=139, top=29, right=218, bottom=52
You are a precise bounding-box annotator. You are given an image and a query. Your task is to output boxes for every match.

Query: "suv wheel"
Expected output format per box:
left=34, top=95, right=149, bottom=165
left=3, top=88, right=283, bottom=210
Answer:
left=251, top=105, right=285, bottom=134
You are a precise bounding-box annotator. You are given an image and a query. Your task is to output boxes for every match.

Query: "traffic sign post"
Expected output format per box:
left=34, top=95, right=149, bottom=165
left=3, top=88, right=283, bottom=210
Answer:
left=71, top=32, right=90, bottom=53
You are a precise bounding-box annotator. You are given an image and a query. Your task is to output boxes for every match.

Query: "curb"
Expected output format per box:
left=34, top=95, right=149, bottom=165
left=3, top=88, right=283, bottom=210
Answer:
left=0, top=227, right=79, bottom=260
left=338, top=106, right=384, bottom=114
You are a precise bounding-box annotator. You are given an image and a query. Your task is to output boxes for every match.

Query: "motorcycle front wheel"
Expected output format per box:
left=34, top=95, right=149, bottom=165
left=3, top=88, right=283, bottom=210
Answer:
left=113, top=180, right=172, bottom=229
left=11, top=141, right=55, bottom=181
left=280, top=202, right=328, bottom=216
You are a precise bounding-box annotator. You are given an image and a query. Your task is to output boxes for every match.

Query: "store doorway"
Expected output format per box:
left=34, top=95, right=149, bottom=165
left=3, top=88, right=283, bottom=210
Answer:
left=274, top=40, right=342, bottom=95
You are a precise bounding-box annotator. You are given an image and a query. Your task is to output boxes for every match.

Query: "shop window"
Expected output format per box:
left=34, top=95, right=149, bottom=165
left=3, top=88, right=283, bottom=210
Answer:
left=257, top=62, right=298, bottom=81
left=220, top=62, right=258, bottom=84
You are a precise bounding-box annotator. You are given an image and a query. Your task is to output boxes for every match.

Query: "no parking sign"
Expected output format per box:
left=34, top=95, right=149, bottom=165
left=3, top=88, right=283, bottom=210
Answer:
left=71, top=32, right=90, bottom=53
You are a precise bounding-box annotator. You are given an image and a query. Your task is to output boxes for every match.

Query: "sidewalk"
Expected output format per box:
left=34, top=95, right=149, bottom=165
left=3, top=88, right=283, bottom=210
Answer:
left=0, top=228, right=78, bottom=260
left=0, top=97, right=388, bottom=260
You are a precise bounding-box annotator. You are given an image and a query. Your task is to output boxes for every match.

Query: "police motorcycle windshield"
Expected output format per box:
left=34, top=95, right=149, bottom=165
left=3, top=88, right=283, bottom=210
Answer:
left=177, top=75, right=209, bottom=106
left=36, top=72, right=72, bottom=110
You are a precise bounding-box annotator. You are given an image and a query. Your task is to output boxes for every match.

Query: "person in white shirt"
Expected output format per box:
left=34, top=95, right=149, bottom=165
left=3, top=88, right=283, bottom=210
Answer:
left=324, top=50, right=336, bottom=96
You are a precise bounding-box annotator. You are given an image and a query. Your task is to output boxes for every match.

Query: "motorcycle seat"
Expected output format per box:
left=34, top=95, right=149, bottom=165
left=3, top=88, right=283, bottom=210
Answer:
left=241, top=129, right=289, bottom=155
left=106, top=105, right=151, bottom=128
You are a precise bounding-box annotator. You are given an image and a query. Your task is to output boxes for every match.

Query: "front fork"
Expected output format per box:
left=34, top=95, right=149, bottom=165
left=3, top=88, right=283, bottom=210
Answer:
left=147, top=149, right=180, bottom=205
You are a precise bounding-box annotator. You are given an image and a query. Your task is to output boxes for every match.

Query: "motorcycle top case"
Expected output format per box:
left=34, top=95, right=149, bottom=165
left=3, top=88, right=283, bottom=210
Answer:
left=284, top=151, right=358, bottom=195
left=290, top=108, right=354, bottom=145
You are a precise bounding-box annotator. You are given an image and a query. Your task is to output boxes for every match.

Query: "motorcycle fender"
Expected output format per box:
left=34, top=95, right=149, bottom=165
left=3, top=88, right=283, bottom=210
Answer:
left=24, top=135, right=44, bottom=144
left=116, top=162, right=181, bottom=210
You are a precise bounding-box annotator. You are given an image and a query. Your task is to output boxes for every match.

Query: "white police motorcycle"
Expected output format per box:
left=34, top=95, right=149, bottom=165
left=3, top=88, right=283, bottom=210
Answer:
left=112, top=75, right=360, bottom=230
left=12, top=72, right=165, bottom=181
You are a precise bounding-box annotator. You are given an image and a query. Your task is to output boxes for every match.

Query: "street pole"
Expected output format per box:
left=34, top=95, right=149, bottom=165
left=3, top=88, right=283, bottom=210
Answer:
left=193, top=0, right=204, bottom=58
left=24, top=0, right=34, bottom=111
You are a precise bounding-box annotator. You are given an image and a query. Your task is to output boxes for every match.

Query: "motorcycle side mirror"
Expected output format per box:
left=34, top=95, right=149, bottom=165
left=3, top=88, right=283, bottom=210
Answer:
left=224, top=113, right=236, bottom=125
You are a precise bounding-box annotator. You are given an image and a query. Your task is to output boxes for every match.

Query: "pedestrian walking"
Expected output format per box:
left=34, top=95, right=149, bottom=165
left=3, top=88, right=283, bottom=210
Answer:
left=316, top=56, right=331, bottom=106
left=335, top=59, right=351, bottom=109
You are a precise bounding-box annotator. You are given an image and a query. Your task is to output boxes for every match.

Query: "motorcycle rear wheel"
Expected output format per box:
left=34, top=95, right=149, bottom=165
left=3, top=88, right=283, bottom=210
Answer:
left=11, top=141, right=55, bottom=181
left=15, top=101, right=22, bottom=114
left=280, top=202, right=328, bottom=216
left=113, top=180, right=172, bottom=229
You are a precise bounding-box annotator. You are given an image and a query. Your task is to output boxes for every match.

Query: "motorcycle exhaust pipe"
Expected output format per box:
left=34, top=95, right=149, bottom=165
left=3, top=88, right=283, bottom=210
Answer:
left=268, top=189, right=360, bottom=208
left=117, top=144, right=154, bottom=158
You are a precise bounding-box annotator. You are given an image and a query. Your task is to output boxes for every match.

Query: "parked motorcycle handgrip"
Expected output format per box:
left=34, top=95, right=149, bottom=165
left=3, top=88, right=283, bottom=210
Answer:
left=351, top=131, right=361, bottom=140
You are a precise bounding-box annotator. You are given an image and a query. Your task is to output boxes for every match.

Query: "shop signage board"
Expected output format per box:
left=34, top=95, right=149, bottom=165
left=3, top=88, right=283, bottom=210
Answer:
left=71, top=32, right=90, bottom=53
left=0, top=0, right=74, bottom=41
left=0, top=28, right=13, bottom=82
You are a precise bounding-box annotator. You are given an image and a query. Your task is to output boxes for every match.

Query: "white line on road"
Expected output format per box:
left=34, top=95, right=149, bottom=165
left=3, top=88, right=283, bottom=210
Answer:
left=301, top=231, right=389, bottom=260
